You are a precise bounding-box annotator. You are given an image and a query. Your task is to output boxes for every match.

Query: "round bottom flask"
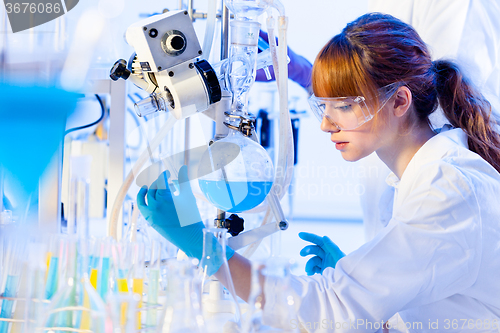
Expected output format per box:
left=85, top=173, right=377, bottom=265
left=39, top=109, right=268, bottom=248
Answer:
left=198, top=130, right=274, bottom=213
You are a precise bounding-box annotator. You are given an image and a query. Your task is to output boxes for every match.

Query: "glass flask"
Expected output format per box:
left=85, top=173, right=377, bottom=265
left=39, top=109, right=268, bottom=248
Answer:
left=241, top=261, right=265, bottom=333
left=198, top=130, right=274, bottom=213
left=42, top=237, right=106, bottom=333
left=199, top=228, right=241, bottom=329
left=226, top=0, right=269, bottom=20
left=158, top=260, right=205, bottom=333
left=260, top=257, right=300, bottom=332
left=227, top=20, right=260, bottom=114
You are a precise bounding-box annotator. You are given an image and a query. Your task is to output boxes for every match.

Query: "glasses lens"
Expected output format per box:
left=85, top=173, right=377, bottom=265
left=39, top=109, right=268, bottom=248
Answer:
left=309, top=96, right=368, bottom=130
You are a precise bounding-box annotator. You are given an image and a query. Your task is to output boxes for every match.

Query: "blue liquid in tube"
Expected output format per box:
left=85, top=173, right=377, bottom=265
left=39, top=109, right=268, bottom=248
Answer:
left=45, top=256, right=59, bottom=300
left=0, top=275, right=20, bottom=333
left=199, top=180, right=273, bottom=213
left=98, top=257, right=110, bottom=299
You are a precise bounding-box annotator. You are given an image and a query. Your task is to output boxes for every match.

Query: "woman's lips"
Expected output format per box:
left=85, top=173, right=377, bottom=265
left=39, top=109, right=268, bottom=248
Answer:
left=334, top=142, right=348, bottom=150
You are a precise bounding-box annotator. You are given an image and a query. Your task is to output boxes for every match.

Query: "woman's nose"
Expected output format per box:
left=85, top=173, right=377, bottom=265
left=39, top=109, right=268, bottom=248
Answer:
left=320, top=116, right=340, bottom=133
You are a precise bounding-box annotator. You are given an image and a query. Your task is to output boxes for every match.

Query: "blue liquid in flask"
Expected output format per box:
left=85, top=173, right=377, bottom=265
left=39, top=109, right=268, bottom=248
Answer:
left=199, top=180, right=273, bottom=213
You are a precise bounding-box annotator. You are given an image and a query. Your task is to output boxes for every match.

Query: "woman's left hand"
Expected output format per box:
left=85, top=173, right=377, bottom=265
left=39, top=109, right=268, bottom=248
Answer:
left=299, top=232, right=345, bottom=276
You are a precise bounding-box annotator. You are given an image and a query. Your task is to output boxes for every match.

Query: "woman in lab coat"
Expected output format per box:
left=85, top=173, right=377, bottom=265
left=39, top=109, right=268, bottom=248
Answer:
left=138, top=12, right=500, bottom=332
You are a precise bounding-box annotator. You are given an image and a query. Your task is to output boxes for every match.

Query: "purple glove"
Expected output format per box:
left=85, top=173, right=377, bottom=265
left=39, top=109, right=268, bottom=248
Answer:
left=255, top=30, right=312, bottom=90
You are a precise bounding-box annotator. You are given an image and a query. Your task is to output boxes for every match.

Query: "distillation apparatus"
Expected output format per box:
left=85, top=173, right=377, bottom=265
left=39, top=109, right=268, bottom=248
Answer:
left=109, top=0, right=294, bottom=256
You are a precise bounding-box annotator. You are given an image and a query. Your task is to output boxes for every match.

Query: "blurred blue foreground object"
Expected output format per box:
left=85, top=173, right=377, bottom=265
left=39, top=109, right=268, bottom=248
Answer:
left=0, top=82, right=77, bottom=219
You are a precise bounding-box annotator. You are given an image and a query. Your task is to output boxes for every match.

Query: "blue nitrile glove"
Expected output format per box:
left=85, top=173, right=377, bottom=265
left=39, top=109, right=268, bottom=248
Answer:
left=299, top=232, right=345, bottom=276
left=137, top=166, right=234, bottom=274
left=255, top=30, right=313, bottom=90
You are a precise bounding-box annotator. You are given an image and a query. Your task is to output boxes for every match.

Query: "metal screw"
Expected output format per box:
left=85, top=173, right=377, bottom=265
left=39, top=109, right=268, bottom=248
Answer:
left=143, top=26, right=147, bottom=31
left=169, top=71, right=174, bottom=77
left=149, top=28, right=158, bottom=38
left=158, top=66, right=162, bottom=70
left=198, top=50, right=203, bottom=55
left=189, top=63, right=194, bottom=69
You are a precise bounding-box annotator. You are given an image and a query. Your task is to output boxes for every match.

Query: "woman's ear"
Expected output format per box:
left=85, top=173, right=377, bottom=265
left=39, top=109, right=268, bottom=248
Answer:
left=392, top=86, right=412, bottom=117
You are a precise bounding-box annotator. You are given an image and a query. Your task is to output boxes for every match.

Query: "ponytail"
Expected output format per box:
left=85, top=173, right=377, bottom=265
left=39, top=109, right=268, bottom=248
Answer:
left=433, top=60, right=500, bottom=173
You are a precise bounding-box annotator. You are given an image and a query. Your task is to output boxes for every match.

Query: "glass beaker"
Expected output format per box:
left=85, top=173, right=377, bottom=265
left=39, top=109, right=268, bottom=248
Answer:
left=198, top=130, right=274, bottom=213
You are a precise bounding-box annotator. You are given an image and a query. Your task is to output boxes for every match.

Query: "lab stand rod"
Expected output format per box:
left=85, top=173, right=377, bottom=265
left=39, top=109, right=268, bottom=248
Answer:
left=107, top=79, right=127, bottom=239
left=221, top=0, right=229, bottom=60
left=188, top=0, right=193, bottom=19
left=184, top=118, right=190, bottom=166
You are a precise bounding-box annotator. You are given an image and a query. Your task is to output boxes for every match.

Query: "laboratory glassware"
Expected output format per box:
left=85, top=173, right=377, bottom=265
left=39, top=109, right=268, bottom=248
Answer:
left=145, top=240, right=162, bottom=329
left=158, top=260, right=205, bottom=333
left=67, top=156, right=91, bottom=238
left=42, top=237, right=106, bottom=333
left=198, top=129, right=274, bottom=213
left=0, top=231, right=25, bottom=333
left=260, top=257, right=300, bottom=332
left=199, top=228, right=241, bottom=325
left=131, top=242, right=145, bottom=330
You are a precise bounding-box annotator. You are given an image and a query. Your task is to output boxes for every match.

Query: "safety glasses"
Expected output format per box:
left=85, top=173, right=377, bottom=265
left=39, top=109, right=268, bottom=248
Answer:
left=308, top=82, right=403, bottom=130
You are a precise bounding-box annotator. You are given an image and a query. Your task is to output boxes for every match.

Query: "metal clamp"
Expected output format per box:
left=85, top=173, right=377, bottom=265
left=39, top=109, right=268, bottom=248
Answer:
left=223, top=112, right=256, bottom=137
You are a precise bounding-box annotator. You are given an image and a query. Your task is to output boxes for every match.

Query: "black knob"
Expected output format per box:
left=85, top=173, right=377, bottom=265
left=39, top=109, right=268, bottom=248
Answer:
left=226, top=214, right=244, bottom=237
left=194, top=59, right=222, bottom=104
left=110, top=59, right=131, bottom=81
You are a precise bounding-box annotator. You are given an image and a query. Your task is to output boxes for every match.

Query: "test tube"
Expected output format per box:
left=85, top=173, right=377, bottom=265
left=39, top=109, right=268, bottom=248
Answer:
left=43, top=237, right=106, bottom=333
left=97, top=238, right=113, bottom=299
left=131, top=242, right=145, bottom=330
left=106, top=293, right=138, bottom=332
left=89, top=238, right=100, bottom=290
left=112, top=241, right=133, bottom=327
left=24, top=240, right=49, bottom=333
left=67, top=156, right=91, bottom=238
left=44, top=235, right=61, bottom=300
left=146, top=240, right=161, bottom=327
left=0, top=234, right=24, bottom=333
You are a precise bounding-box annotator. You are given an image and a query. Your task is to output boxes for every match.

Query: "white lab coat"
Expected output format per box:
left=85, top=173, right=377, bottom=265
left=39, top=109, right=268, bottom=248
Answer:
left=268, top=128, right=500, bottom=332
